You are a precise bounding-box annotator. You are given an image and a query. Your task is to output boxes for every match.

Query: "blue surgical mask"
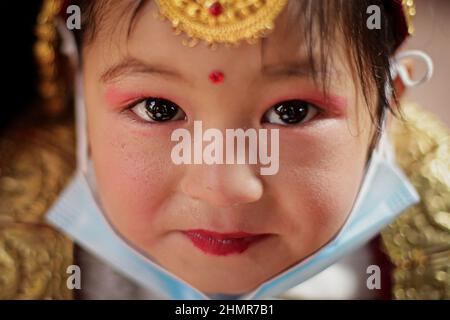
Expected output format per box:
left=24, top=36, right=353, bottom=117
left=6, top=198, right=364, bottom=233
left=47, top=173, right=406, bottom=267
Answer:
left=46, top=25, right=431, bottom=300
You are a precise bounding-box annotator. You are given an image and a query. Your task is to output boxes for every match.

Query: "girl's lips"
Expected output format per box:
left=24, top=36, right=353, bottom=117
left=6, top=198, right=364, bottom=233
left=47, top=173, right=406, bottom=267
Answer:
left=181, top=229, right=269, bottom=256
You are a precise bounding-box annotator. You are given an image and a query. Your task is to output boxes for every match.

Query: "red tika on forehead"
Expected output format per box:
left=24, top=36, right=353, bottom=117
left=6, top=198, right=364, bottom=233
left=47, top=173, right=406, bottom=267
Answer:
left=209, top=71, right=225, bottom=84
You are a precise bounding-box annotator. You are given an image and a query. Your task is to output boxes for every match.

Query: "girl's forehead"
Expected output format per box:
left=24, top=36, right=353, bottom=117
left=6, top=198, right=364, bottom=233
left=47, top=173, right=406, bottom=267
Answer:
left=92, top=0, right=345, bottom=84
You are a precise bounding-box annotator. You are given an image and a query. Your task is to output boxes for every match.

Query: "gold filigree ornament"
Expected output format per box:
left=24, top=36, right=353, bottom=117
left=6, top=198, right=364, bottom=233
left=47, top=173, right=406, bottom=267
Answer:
left=402, top=0, right=416, bottom=36
left=34, top=0, right=68, bottom=117
left=154, top=0, right=289, bottom=47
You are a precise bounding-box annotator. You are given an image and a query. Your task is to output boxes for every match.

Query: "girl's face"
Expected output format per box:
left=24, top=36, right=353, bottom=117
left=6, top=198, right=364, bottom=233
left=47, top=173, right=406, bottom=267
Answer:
left=83, top=1, right=375, bottom=294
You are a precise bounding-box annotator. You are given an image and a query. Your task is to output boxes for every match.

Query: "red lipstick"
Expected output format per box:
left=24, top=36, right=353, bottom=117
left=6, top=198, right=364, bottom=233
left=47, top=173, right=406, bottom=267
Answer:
left=182, top=230, right=268, bottom=256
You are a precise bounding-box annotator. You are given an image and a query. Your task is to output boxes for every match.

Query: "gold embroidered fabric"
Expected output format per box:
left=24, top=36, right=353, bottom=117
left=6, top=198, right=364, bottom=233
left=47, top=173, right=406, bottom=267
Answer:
left=35, top=0, right=66, bottom=116
left=382, top=102, right=450, bottom=299
left=0, top=111, right=76, bottom=299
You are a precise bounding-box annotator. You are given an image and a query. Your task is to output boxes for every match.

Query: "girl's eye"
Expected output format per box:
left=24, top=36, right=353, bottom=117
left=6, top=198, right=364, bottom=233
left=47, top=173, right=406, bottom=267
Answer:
left=130, top=98, right=186, bottom=123
left=263, top=100, right=320, bottom=126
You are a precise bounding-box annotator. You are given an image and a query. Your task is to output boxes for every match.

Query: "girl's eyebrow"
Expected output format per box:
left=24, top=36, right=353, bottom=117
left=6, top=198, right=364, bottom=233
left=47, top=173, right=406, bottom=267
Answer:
left=261, top=59, right=337, bottom=82
left=100, top=56, right=188, bottom=84
left=100, top=56, right=332, bottom=84
left=261, top=61, right=315, bottom=78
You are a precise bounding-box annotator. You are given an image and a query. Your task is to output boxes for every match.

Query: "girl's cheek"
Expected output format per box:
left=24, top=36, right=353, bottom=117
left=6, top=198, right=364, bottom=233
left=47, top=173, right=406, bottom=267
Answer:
left=275, top=122, right=368, bottom=248
left=88, top=109, right=179, bottom=235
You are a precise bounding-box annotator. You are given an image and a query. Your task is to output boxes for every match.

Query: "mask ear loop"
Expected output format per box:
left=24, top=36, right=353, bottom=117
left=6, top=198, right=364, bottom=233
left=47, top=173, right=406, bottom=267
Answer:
left=392, top=50, right=434, bottom=88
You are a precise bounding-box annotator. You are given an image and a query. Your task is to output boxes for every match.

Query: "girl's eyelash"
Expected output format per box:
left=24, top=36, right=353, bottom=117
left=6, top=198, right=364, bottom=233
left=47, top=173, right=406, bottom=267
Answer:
left=123, top=97, right=325, bottom=109
left=264, top=99, right=323, bottom=126
left=123, top=97, right=150, bottom=110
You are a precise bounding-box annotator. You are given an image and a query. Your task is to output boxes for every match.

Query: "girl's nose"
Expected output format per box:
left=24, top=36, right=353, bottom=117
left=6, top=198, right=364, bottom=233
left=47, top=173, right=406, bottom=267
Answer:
left=180, top=164, right=264, bottom=208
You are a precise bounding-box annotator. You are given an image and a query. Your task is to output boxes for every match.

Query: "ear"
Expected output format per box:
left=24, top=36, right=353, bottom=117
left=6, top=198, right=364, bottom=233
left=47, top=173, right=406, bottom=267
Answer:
left=392, top=58, right=414, bottom=100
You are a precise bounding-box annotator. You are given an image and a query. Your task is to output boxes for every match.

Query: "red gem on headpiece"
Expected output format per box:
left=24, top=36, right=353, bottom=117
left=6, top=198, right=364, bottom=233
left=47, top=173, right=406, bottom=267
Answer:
left=208, top=2, right=223, bottom=17
left=209, top=71, right=224, bottom=84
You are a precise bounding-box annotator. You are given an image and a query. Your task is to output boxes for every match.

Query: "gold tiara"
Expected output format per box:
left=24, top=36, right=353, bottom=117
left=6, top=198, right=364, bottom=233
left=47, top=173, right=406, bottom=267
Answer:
left=154, top=0, right=289, bottom=46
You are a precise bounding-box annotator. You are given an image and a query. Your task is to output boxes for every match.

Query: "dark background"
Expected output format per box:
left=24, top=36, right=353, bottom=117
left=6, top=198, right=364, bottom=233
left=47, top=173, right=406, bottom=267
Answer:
left=2, top=1, right=42, bottom=130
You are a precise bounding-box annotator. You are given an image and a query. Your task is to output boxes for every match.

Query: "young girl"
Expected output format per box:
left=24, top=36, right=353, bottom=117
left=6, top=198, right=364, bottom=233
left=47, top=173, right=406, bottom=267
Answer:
left=1, top=0, right=448, bottom=300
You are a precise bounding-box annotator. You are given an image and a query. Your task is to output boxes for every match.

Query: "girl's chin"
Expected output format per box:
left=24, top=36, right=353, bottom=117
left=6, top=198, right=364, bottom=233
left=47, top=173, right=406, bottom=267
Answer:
left=133, top=232, right=299, bottom=294
left=191, top=277, right=264, bottom=296
left=158, top=259, right=288, bottom=296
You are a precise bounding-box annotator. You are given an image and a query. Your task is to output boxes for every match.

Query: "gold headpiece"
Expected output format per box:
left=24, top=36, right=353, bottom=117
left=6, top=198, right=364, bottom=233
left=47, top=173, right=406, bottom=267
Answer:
left=402, top=0, right=416, bottom=36
left=154, top=0, right=289, bottom=46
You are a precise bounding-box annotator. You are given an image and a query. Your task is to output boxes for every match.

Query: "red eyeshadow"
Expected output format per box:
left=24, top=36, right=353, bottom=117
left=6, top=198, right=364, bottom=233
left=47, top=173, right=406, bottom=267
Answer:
left=306, top=94, right=348, bottom=115
left=104, top=87, right=149, bottom=107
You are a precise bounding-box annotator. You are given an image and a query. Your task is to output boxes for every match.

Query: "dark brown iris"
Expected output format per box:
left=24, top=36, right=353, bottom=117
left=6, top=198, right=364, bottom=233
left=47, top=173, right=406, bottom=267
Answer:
left=145, top=98, right=179, bottom=122
left=274, top=100, right=309, bottom=124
